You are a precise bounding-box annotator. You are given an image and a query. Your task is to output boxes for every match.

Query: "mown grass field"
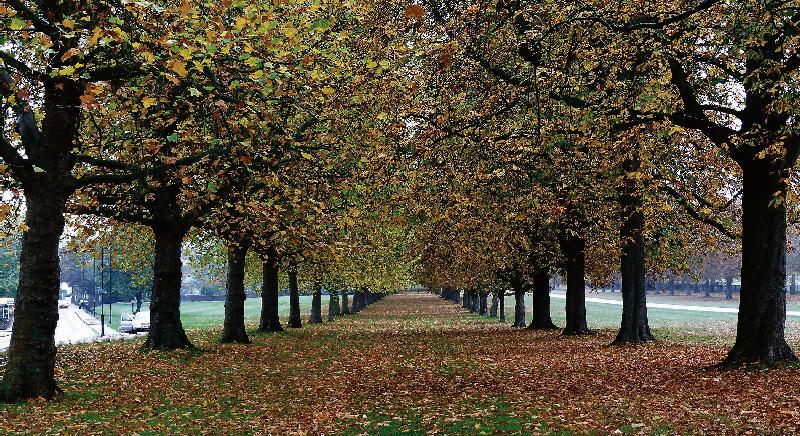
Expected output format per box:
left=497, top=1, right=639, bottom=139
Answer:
left=106, top=296, right=316, bottom=330
left=1, top=293, right=799, bottom=434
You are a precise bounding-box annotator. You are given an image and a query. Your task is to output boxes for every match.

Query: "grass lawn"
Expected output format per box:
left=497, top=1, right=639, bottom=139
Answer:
left=105, top=296, right=316, bottom=330
left=2, top=293, right=799, bottom=434
left=501, top=292, right=800, bottom=344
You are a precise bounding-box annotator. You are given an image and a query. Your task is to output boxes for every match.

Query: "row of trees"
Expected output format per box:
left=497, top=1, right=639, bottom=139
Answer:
left=3, top=0, right=800, bottom=404
left=0, top=0, right=416, bottom=401
left=408, top=0, right=800, bottom=365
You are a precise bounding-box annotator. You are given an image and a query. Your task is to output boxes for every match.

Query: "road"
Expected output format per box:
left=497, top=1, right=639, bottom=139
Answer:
left=0, top=305, right=120, bottom=353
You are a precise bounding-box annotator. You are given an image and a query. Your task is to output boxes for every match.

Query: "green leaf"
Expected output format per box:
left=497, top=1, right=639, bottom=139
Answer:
left=311, top=18, right=331, bottom=32
left=9, top=18, right=27, bottom=30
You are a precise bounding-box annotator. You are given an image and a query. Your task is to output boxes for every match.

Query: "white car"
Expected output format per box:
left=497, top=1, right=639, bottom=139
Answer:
left=58, top=300, right=70, bottom=309
left=120, top=312, right=150, bottom=334
left=119, top=313, right=135, bottom=333
left=133, top=311, right=150, bottom=332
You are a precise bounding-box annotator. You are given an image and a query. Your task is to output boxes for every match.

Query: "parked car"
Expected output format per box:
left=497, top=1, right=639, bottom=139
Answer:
left=58, top=300, right=70, bottom=309
left=119, top=312, right=150, bottom=334
left=0, top=298, right=14, bottom=330
left=119, top=313, right=136, bottom=333
left=133, top=311, right=150, bottom=332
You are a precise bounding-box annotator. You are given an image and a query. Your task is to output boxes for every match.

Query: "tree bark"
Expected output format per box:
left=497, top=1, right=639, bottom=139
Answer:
left=529, top=268, right=557, bottom=329
left=725, top=276, right=734, bottom=300
left=0, top=79, right=81, bottom=401
left=308, top=283, right=323, bottom=324
left=559, top=230, right=590, bottom=335
left=221, top=242, right=250, bottom=344
left=512, top=281, right=526, bottom=328
left=341, top=288, right=350, bottom=315
left=327, top=290, right=340, bottom=321
left=489, top=291, right=498, bottom=317
left=0, top=190, right=67, bottom=401
left=499, top=292, right=506, bottom=322
left=613, top=160, right=655, bottom=344
left=258, top=253, right=283, bottom=333
left=478, top=291, right=488, bottom=316
left=142, top=223, right=193, bottom=351
left=722, top=160, right=796, bottom=365
left=287, top=266, right=301, bottom=328
left=351, top=289, right=363, bottom=313
left=135, top=290, right=144, bottom=314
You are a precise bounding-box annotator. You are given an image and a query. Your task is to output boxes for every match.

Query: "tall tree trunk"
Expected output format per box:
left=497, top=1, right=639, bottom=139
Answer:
left=725, top=276, right=734, bottom=300
left=135, top=290, right=144, bottom=314
left=512, top=281, right=526, bottom=328
left=287, top=266, right=301, bottom=328
left=723, top=160, right=796, bottom=365
left=499, top=292, right=506, bottom=322
left=560, top=231, right=590, bottom=335
left=470, top=290, right=480, bottom=313
left=350, top=289, right=361, bottom=313
left=0, top=78, right=81, bottom=401
left=489, top=291, right=498, bottom=317
left=478, top=291, right=488, bottom=316
left=462, top=289, right=470, bottom=309
left=221, top=242, right=250, bottom=344
left=142, top=223, right=193, bottom=350
left=0, top=191, right=67, bottom=401
left=614, top=163, right=654, bottom=344
left=258, top=253, right=283, bottom=333
left=327, top=290, right=340, bottom=321
left=309, top=283, right=323, bottom=324
left=341, top=288, right=350, bottom=315
left=529, top=268, right=556, bottom=329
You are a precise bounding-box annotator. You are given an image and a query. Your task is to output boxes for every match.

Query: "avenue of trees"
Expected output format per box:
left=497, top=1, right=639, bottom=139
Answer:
left=1, top=0, right=800, bottom=402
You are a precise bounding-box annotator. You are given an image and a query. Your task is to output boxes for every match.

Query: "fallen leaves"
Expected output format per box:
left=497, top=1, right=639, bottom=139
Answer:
left=0, top=294, right=799, bottom=434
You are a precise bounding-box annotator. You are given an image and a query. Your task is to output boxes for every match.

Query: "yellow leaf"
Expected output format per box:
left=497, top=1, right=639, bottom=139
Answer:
left=282, top=25, right=298, bottom=39
left=89, top=27, right=103, bottom=46
left=62, top=18, right=75, bottom=29
left=235, top=16, right=248, bottom=31
left=19, top=223, right=29, bottom=232
left=61, top=47, right=80, bottom=62
left=142, top=97, right=157, bottom=109
left=322, top=86, right=335, bottom=96
left=168, top=59, right=188, bottom=77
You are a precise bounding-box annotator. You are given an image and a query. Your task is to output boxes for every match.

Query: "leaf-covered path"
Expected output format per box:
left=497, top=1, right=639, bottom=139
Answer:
left=1, top=293, right=799, bottom=434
